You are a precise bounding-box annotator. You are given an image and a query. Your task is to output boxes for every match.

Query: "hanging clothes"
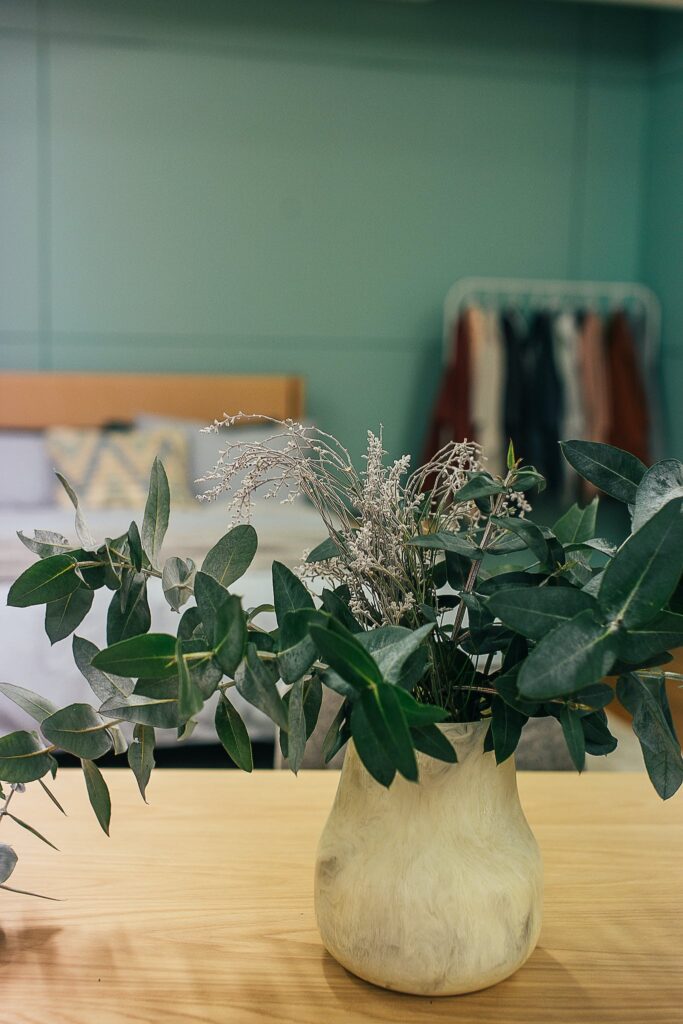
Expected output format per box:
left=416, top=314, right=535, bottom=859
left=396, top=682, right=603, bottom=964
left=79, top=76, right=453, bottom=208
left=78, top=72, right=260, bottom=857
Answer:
left=422, top=307, right=475, bottom=466
left=606, top=310, right=650, bottom=465
left=471, top=308, right=505, bottom=477
left=501, top=309, right=563, bottom=489
left=553, top=311, right=585, bottom=499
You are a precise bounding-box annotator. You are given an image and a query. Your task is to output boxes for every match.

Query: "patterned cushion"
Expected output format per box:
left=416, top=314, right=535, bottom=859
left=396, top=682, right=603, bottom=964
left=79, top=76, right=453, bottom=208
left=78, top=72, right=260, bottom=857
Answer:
left=45, top=427, right=194, bottom=509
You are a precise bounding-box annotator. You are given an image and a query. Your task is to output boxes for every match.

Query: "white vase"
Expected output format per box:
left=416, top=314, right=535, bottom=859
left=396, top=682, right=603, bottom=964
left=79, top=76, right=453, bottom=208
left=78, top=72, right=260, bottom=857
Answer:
left=314, top=721, right=543, bottom=996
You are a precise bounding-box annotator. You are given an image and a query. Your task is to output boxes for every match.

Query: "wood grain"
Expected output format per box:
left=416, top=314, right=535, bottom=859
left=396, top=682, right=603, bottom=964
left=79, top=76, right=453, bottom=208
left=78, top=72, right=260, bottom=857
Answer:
left=0, top=770, right=681, bottom=1024
left=0, top=372, right=304, bottom=429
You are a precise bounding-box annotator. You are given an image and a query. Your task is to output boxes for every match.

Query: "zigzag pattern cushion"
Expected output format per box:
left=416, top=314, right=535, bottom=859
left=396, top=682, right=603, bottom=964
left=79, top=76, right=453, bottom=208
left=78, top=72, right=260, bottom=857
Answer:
left=45, top=427, right=194, bottom=508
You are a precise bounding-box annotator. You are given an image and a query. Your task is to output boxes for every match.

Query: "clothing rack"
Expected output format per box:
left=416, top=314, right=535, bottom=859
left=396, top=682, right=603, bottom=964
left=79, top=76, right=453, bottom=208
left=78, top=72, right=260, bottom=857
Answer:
left=443, top=276, right=660, bottom=369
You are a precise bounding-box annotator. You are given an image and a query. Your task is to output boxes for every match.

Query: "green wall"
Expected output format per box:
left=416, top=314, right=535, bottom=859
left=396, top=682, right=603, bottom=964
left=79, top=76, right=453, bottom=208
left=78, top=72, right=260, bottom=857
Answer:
left=0, top=0, right=660, bottom=463
left=642, top=12, right=683, bottom=461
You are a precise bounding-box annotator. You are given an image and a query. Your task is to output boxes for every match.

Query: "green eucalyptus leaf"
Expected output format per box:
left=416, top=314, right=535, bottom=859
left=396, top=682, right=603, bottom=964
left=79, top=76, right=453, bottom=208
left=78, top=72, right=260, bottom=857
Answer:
left=162, top=556, right=195, bottom=612
left=81, top=758, right=111, bottom=835
left=410, top=724, right=457, bottom=763
left=356, top=683, right=417, bottom=782
left=617, top=674, right=683, bottom=799
left=236, top=646, right=288, bottom=731
left=141, top=457, right=170, bottom=568
left=487, top=587, right=600, bottom=641
left=493, top=667, right=540, bottom=716
left=127, top=724, right=155, bottom=800
left=193, top=571, right=230, bottom=640
left=491, top=697, right=527, bottom=764
left=272, top=561, right=314, bottom=627
left=213, top=595, right=247, bottom=676
left=0, top=682, right=59, bottom=725
left=73, top=635, right=134, bottom=702
left=489, top=516, right=549, bottom=567
left=560, top=440, right=646, bottom=504
left=100, top=692, right=178, bottom=729
left=202, top=524, right=257, bottom=588
left=322, top=702, right=350, bottom=764
left=8, top=554, right=80, bottom=608
left=598, top=498, right=683, bottom=629
left=310, top=621, right=382, bottom=693
left=38, top=778, right=66, bottom=815
left=390, top=687, right=448, bottom=726
left=215, top=696, right=253, bottom=771
left=42, top=703, right=113, bottom=759
left=176, top=639, right=203, bottom=723
left=350, top=696, right=396, bottom=788
left=93, top=633, right=177, bottom=679
left=407, top=531, right=480, bottom=559
left=0, top=731, right=56, bottom=783
left=518, top=611, right=618, bottom=700
left=617, top=611, right=683, bottom=664
left=306, top=537, right=342, bottom=562
left=581, top=709, right=618, bottom=756
left=320, top=588, right=362, bottom=633
left=568, top=682, right=614, bottom=713
left=559, top=705, right=586, bottom=771
left=552, top=498, right=599, bottom=546
left=106, top=572, right=150, bottom=644
left=632, top=460, right=683, bottom=533
left=127, top=521, right=143, bottom=572
left=278, top=608, right=326, bottom=684
left=5, top=812, right=58, bottom=850
left=0, top=843, right=18, bottom=883
left=55, top=472, right=96, bottom=550
left=285, top=679, right=307, bottom=773
left=453, top=474, right=506, bottom=502
left=178, top=606, right=203, bottom=641
left=17, top=529, right=72, bottom=559
left=366, top=624, right=434, bottom=687
left=45, top=588, right=94, bottom=645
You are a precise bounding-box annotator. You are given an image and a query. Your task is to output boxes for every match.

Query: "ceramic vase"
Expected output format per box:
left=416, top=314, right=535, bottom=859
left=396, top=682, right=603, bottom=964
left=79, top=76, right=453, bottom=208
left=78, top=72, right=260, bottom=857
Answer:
left=314, top=721, right=543, bottom=996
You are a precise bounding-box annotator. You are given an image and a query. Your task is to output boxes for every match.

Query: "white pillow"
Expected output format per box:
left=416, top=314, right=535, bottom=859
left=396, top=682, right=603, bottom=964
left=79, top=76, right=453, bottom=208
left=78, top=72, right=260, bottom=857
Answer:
left=0, top=432, right=54, bottom=507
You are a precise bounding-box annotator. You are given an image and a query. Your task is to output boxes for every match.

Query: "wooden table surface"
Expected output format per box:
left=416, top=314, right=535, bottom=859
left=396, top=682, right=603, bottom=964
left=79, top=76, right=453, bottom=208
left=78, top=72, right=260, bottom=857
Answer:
left=1, top=769, right=681, bottom=1024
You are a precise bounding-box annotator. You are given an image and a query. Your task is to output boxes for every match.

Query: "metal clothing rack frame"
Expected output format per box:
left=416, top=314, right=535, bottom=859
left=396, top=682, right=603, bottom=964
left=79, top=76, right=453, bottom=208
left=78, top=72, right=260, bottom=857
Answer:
left=443, top=276, right=661, bottom=370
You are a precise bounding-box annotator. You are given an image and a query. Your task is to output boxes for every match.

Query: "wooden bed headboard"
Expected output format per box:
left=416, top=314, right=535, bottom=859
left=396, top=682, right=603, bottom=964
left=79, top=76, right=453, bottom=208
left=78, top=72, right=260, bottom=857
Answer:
left=0, top=373, right=305, bottom=429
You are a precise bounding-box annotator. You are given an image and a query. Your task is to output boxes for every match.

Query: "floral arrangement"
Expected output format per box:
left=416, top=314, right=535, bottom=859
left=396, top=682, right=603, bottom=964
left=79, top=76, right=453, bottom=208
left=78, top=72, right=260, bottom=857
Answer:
left=1, top=422, right=682, bottom=899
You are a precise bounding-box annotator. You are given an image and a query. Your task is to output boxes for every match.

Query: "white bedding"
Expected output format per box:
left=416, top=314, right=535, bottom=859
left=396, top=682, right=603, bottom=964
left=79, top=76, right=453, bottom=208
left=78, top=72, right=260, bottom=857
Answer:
left=0, top=501, right=325, bottom=746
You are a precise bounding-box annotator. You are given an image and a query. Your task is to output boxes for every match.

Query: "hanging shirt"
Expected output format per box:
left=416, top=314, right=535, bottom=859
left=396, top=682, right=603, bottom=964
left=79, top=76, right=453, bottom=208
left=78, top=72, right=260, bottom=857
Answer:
left=471, top=308, right=505, bottom=477
left=553, top=311, right=585, bottom=499
left=578, top=311, right=611, bottom=499
left=606, top=310, right=650, bottom=465
left=422, top=307, right=475, bottom=466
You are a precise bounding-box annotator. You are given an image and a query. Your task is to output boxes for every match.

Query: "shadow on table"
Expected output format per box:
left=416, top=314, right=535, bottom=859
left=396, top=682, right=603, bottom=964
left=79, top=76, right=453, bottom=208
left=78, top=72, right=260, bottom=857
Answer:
left=0, top=922, right=62, bottom=967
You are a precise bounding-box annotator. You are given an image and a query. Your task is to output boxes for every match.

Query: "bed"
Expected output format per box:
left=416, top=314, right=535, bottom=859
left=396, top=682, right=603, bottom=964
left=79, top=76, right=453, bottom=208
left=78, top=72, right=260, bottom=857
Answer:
left=0, top=372, right=324, bottom=746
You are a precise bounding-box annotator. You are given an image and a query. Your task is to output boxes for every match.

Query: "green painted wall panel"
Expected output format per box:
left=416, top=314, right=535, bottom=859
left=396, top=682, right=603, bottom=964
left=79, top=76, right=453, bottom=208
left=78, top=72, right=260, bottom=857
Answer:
left=0, top=0, right=665, bottom=464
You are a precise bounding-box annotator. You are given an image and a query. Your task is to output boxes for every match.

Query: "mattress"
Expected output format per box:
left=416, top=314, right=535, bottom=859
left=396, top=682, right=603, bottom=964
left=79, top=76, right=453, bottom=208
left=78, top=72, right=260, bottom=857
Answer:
left=0, top=500, right=325, bottom=746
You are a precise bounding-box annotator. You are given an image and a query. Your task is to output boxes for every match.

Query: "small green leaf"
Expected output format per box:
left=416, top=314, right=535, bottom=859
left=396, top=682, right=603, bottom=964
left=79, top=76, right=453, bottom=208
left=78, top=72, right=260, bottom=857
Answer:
left=491, top=697, right=527, bottom=764
left=39, top=778, right=66, bottom=815
left=322, top=702, right=349, bottom=764
left=7, top=554, right=80, bottom=608
left=507, top=439, right=516, bottom=470
left=99, top=692, right=178, bottom=729
left=81, top=759, right=111, bottom=835
left=93, top=633, right=177, bottom=679
left=286, top=679, right=307, bottom=773
left=350, top=696, right=396, bottom=788
left=306, top=537, right=342, bottom=562
left=582, top=710, right=618, bottom=755
left=161, top=556, right=195, bottom=612
left=617, top=674, right=683, bottom=799
left=0, top=843, right=18, bottom=883
left=390, top=687, right=448, bottom=726
left=17, top=529, right=71, bottom=558
left=487, top=587, right=599, bottom=641
left=202, top=524, right=257, bottom=587
left=236, top=646, right=288, bottom=731
left=141, top=457, right=170, bottom=568
left=559, top=705, right=586, bottom=771
left=0, top=731, right=56, bottom=783
left=72, top=635, right=134, bottom=702
left=278, top=608, right=326, bottom=684
left=410, top=724, right=457, bottom=763
left=489, top=515, right=549, bottom=566
left=358, top=683, right=417, bottom=782
left=453, top=474, right=506, bottom=503
left=617, top=611, right=683, bottom=664
left=552, top=498, right=599, bottom=546
left=0, top=682, right=59, bottom=725
left=632, top=460, right=683, bottom=533
left=272, top=561, right=314, bottom=627
left=310, top=621, right=382, bottom=692
left=367, top=624, right=434, bottom=687
left=213, top=595, right=247, bottom=676
left=560, top=440, right=646, bottom=504
left=42, top=703, right=113, bottom=760
left=215, top=696, right=253, bottom=772
left=176, top=639, right=203, bottom=723
left=407, top=531, right=480, bottom=559
left=56, top=472, right=96, bottom=549
left=106, top=572, right=151, bottom=644
left=127, top=520, right=143, bottom=572
left=518, top=611, right=618, bottom=700
left=127, top=724, right=155, bottom=801
left=6, top=812, right=59, bottom=850
left=599, top=499, right=683, bottom=629
left=45, top=588, right=94, bottom=645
